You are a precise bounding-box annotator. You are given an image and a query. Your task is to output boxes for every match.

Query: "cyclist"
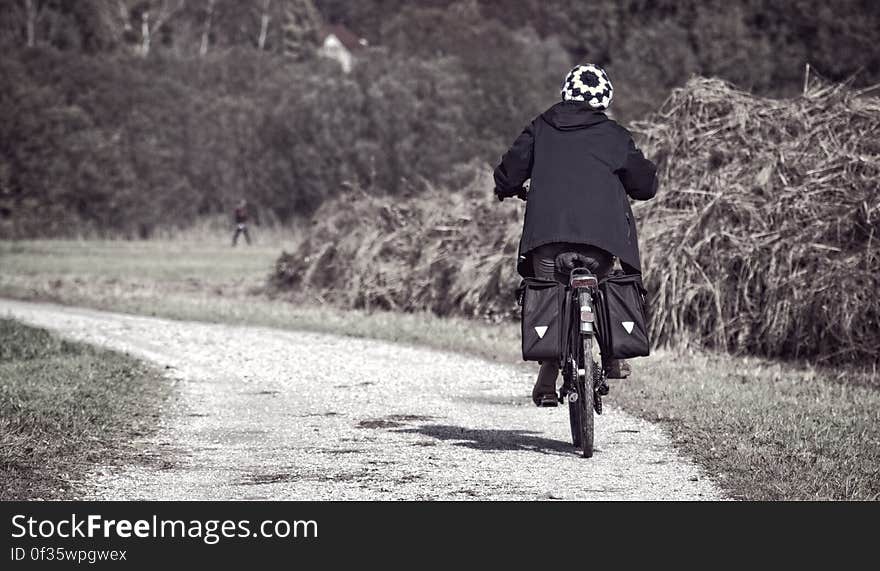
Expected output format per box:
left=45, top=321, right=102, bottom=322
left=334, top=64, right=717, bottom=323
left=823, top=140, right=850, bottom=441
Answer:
left=493, top=63, right=658, bottom=407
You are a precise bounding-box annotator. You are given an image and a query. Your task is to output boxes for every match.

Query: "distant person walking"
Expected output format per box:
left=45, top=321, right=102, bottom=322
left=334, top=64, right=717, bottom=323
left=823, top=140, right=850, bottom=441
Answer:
left=232, top=200, right=252, bottom=246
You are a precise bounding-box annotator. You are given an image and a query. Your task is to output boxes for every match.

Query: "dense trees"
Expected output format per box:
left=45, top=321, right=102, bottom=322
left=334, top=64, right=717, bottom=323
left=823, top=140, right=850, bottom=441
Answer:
left=0, top=48, right=497, bottom=236
left=322, top=0, right=880, bottom=115
left=3, top=1, right=877, bottom=96
left=0, top=0, right=326, bottom=56
left=0, top=0, right=878, bottom=237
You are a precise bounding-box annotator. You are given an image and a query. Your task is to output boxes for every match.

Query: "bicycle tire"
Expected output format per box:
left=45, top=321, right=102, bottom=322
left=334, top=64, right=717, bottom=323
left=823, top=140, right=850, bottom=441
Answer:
left=580, top=336, right=595, bottom=458
left=567, top=357, right=582, bottom=448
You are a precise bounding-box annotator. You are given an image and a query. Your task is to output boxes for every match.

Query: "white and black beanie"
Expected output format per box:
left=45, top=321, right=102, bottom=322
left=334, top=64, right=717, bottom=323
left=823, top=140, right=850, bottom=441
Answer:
left=561, top=64, right=613, bottom=110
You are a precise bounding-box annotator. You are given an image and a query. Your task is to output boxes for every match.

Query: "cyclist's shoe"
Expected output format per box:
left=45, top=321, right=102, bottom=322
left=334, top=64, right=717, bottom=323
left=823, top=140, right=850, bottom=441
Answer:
left=604, top=359, right=631, bottom=379
left=531, top=381, right=559, bottom=407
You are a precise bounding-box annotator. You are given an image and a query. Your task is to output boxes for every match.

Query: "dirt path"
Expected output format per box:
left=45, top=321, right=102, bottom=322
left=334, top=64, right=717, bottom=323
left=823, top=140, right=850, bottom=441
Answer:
left=1, top=299, right=724, bottom=500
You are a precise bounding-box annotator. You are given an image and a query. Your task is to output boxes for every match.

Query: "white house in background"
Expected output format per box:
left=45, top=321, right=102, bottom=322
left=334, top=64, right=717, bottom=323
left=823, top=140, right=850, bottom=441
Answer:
left=318, top=25, right=368, bottom=73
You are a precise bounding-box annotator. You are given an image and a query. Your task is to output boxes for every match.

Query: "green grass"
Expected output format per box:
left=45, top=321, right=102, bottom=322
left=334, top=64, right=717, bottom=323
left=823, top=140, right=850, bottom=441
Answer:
left=0, top=318, right=169, bottom=500
left=1, top=238, right=282, bottom=284
left=622, top=352, right=880, bottom=500
left=2, top=238, right=878, bottom=500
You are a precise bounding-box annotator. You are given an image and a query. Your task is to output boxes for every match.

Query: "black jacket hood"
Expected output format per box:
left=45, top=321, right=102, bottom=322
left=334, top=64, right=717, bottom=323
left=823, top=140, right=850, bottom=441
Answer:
left=541, top=101, right=608, bottom=131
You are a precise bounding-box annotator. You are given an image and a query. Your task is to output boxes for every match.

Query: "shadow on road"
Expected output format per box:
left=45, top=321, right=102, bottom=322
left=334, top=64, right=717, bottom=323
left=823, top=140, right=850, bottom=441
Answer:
left=396, top=424, right=575, bottom=456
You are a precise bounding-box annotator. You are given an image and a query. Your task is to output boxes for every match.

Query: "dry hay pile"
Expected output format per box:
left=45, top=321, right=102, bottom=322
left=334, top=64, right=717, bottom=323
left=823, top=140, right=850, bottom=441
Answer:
left=635, top=77, right=880, bottom=363
left=273, top=167, right=524, bottom=320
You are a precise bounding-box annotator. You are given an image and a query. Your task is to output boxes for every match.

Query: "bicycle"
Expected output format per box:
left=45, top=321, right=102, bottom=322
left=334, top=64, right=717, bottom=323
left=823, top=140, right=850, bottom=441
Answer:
left=558, top=263, right=608, bottom=458
left=498, top=187, right=609, bottom=458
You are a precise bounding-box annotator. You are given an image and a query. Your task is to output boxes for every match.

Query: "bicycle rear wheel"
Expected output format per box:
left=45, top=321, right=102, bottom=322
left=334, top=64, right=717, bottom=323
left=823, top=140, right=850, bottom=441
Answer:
left=567, top=357, right=582, bottom=448
left=579, top=337, right=595, bottom=458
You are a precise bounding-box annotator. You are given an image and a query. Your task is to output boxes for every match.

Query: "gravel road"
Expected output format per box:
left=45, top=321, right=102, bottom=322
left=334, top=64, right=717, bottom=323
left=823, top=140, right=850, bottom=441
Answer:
left=1, top=299, right=724, bottom=500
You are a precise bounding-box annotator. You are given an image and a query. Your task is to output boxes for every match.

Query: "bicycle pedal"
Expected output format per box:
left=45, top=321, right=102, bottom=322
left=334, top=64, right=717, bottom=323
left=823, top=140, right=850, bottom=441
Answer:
left=594, top=394, right=603, bottom=415
left=597, top=381, right=609, bottom=396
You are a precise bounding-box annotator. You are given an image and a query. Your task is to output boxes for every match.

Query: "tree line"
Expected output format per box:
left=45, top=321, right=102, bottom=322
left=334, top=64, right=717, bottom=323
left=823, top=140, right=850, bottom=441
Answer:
left=0, top=0, right=877, bottom=237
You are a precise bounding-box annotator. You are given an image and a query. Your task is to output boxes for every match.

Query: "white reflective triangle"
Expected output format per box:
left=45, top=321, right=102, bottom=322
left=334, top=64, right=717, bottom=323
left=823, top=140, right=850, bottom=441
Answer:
left=535, top=326, right=548, bottom=339
left=622, top=321, right=635, bottom=334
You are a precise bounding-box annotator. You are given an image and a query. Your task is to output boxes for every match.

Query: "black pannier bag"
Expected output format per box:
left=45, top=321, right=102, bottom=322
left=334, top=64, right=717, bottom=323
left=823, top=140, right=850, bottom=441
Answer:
left=596, top=271, right=650, bottom=359
left=519, top=278, right=566, bottom=361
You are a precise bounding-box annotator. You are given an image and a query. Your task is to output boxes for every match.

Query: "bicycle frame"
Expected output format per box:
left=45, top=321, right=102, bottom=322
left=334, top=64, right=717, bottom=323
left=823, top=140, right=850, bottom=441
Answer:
left=559, top=268, right=602, bottom=402
left=559, top=266, right=607, bottom=457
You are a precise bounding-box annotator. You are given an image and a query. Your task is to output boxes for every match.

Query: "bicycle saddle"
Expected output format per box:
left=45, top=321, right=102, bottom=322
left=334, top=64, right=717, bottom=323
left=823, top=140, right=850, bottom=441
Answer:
left=555, top=252, right=599, bottom=274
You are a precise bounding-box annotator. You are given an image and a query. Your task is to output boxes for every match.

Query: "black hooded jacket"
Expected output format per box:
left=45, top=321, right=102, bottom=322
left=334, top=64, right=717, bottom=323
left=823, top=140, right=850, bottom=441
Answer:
left=493, top=101, right=658, bottom=276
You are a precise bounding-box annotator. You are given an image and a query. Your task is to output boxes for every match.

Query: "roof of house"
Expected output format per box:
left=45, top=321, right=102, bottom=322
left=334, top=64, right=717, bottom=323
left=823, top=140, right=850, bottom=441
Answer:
left=320, top=24, right=367, bottom=51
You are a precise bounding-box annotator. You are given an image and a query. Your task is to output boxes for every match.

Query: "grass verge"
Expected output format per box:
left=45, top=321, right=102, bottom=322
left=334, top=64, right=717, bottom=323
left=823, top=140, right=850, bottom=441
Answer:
left=0, top=318, right=169, bottom=500
left=2, top=239, right=878, bottom=500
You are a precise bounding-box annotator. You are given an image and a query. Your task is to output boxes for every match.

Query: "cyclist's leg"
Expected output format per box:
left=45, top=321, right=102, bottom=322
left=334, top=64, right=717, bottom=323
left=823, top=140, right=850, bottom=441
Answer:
left=530, top=243, right=566, bottom=406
